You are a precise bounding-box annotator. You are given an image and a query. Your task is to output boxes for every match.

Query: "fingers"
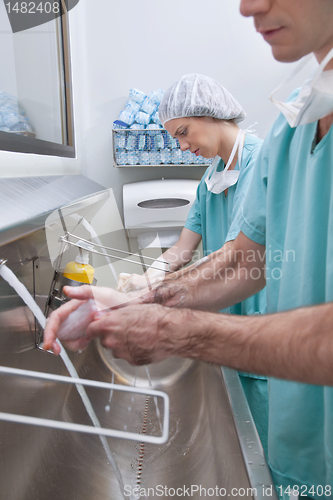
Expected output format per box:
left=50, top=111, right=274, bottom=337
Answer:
left=128, top=274, right=151, bottom=291
left=62, top=337, right=91, bottom=352
left=43, top=298, right=83, bottom=353
left=86, top=310, right=115, bottom=340
left=117, top=273, right=133, bottom=292
left=63, top=285, right=94, bottom=300
left=50, top=340, right=61, bottom=355
left=65, top=285, right=139, bottom=310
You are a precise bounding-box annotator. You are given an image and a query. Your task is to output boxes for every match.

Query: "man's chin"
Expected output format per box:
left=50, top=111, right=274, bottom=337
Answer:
left=270, top=44, right=308, bottom=63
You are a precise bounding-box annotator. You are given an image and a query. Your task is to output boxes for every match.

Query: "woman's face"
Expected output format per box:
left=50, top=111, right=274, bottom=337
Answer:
left=165, top=117, right=221, bottom=159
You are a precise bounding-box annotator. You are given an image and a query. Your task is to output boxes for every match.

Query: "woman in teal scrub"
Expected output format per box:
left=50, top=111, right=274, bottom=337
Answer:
left=118, top=73, right=269, bottom=455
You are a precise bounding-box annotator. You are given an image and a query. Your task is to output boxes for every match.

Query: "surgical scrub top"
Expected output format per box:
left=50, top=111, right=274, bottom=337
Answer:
left=240, top=89, right=333, bottom=497
left=185, top=134, right=266, bottom=317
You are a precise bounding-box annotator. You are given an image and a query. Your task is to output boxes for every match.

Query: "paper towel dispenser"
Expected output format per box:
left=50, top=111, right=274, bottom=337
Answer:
left=123, top=179, right=199, bottom=247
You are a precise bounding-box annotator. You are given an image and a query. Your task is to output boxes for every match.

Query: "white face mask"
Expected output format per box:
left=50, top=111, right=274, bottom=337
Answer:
left=205, top=129, right=245, bottom=194
left=270, top=47, right=333, bottom=128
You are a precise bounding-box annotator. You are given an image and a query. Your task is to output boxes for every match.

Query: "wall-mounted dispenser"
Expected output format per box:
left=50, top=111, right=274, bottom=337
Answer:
left=123, top=179, right=199, bottom=248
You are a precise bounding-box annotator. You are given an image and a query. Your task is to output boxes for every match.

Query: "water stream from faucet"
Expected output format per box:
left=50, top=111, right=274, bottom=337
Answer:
left=0, top=263, right=126, bottom=500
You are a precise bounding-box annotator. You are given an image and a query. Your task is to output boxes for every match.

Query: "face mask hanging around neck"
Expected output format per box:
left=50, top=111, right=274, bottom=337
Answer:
left=205, top=129, right=245, bottom=194
left=270, top=47, right=333, bottom=128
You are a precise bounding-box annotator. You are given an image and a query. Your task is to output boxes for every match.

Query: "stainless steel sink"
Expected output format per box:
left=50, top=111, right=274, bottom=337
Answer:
left=0, top=180, right=276, bottom=500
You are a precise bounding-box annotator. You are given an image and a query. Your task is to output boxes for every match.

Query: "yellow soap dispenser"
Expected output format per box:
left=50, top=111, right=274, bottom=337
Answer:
left=63, top=240, right=95, bottom=284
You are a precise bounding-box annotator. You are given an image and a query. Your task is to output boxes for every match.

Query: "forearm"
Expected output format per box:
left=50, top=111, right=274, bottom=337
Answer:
left=172, top=302, right=333, bottom=385
left=159, top=228, right=202, bottom=272
left=144, top=233, right=266, bottom=311
left=159, top=246, right=191, bottom=272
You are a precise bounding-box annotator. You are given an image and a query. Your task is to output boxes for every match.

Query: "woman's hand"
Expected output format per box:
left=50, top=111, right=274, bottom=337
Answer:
left=117, top=272, right=164, bottom=292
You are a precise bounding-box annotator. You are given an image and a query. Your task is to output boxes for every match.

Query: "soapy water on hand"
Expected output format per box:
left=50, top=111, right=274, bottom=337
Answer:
left=57, top=299, right=98, bottom=341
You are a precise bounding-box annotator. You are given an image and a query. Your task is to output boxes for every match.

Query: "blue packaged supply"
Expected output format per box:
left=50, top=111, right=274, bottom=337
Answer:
left=139, top=151, right=150, bottom=165
left=118, top=150, right=127, bottom=165
left=10, top=121, right=34, bottom=133
left=171, top=149, right=182, bottom=164
left=125, top=134, right=138, bottom=151
left=160, top=149, right=171, bottom=164
left=114, top=133, right=126, bottom=149
left=167, top=133, right=179, bottom=149
left=146, top=123, right=161, bottom=130
left=149, top=89, right=164, bottom=105
left=182, top=150, right=194, bottom=164
left=135, top=111, right=150, bottom=126
left=113, top=120, right=128, bottom=129
left=118, top=109, right=136, bottom=126
left=154, top=134, right=164, bottom=150
left=130, top=123, right=145, bottom=129
left=151, top=110, right=162, bottom=125
left=149, top=151, right=161, bottom=165
left=127, top=151, right=139, bottom=165
left=138, top=135, right=146, bottom=150
left=125, top=100, right=141, bottom=114
left=117, top=100, right=141, bottom=126
left=141, top=97, right=157, bottom=115
left=129, top=88, right=146, bottom=106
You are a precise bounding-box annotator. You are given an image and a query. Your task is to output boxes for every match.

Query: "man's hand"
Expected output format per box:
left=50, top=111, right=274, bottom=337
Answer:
left=43, top=298, right=85, bottom=354
left=43, top=284, right=149, bottom=354
left=87, top=303, right=185, bottom=365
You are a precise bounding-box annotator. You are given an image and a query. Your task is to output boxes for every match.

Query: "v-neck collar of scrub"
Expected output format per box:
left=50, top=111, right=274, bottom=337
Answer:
left=311, top=120, right=333, bottom=155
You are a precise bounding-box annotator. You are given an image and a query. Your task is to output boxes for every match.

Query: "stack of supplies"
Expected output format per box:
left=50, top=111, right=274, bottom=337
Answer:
left=113, top=87, right=212, bottom=167
left=0, top=92, right=35, bottom=136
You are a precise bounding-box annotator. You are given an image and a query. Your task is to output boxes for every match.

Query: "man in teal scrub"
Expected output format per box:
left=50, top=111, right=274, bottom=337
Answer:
left=44, top=0, right=333, bottom=497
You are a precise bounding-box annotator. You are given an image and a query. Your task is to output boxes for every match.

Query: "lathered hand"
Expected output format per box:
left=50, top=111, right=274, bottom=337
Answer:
left=86, top=303, right=194, bottom=365
left=43, top=285, right=146, bottom=354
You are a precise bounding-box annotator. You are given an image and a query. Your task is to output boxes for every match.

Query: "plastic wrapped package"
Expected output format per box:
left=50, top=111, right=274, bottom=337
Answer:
left=125, top=134, right=138, bottom=151
left=135, top=111, right=150, bottom=126
left=0, top=92, right=34, bottom=135
left=138, top=134, right=146, bottom=150
left=151, top=110, right=162, bottom=125
left=182, top=150, right=195, bottom=164
left=160, top=149, right=172, bottom=164
left=118, top=109, right=136, bottom=126
left=130, top=123, right=145, bottom=129
left=149, top=151, right=161, bottom=165
left=149, top=89, right=164, bottom=105
left=167, top=134, right=179, bottom=149
left=171, top=149, right=182, bottom=164
left=114, top=133, right=126, bottom=149
left=141, top=97, right=157, bottom=115
left=117, top=150, right=127, bottom=165
left=153, top=134, right=164, bottom=150
left=127, top=151, right=139, bottom=165
left=139, top=151, right=150, bottom=165
left=146, top=123, right=162, bottom=130
left=129, top=88, right=146, bottom=106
